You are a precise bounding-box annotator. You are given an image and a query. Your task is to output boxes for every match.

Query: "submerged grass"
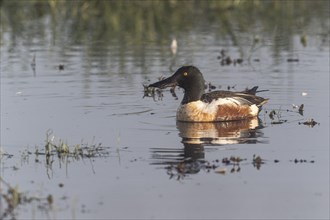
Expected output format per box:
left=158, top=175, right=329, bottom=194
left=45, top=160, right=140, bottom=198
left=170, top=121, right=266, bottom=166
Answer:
left=0, top=130, right=112, bottom=219
left=0, top=176, right=54, bottom=220
left=33, top=130, right=112, bottom=179
left=41, top=129, right=110, bottom=160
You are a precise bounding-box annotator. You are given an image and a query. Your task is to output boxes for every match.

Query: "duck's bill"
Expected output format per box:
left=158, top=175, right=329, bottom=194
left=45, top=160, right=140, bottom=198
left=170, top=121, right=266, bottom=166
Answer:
left=148, top=75, right=177, bottom=89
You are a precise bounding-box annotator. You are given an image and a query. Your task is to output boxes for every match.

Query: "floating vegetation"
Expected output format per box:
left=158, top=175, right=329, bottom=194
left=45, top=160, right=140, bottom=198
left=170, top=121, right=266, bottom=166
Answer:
left=207, top=82, right=217, bottom=92
left=29, top=130, right=111, bottom=178
left=299, top=118, right=319, bottom=127
left=298, top=104, right=304, bottom=115
left=291, top=158, right=315, bottom=163
left=219, top=156, right=245, bottom=173
left=227, top=84, right=237, bottom=90
left=214, top=167, right=227, bottom=174
left=0, top=177, right=55, bottom=220
left=300, top=34, right=308, bottom=47
left=143, top=84, right=164, bottom=101
left=162, top=154, right=316, bottom=180
left=291, top=103, right=304, bottom=114
left=252, top=154, right=266, bottom=170
left=143, top=75, right=179, bottom=101
left=268, top=109, right=277, bottom=120
left=0, top=131, right=113, bottom=218
left=287, top=58, right=299, bottom=62
left=267, top=108, right=287, bottom=124
left=264, top=103, right=318, bottom=125
left=58, top=64, right=64, bottom=70
left=169, top=87, right=178, bottom=100
left=0, top=148, right=13, bottom=159
left=41, top=130, right=110, bottom=160
left=165, top=159, right=203, bottom=181
left=218, top=49, right=244, bottom=66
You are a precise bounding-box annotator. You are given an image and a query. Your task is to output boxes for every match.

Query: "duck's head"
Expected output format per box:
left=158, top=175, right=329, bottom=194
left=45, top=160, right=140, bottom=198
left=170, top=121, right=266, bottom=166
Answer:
left=148, top=66, right=205, bottom=104
left=149, top=66, right=205, bottom=90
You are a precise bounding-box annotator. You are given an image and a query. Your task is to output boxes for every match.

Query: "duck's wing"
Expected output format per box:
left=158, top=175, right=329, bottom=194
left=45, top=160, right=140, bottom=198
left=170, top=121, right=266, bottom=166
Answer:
left=201, top=90, right=268, bottom=107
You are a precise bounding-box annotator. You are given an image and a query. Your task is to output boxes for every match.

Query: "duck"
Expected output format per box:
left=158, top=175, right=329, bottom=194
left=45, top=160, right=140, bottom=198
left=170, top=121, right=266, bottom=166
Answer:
left=148, top=66, right=268, bottom=122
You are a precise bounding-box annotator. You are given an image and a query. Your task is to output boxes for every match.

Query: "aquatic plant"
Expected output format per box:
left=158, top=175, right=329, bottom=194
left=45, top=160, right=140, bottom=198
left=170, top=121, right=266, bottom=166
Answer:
left=0, top=147, right=13, bottom=160
left=162, top=153, right=316, bottom=180
left=40, top=129, right=110, bottom=160
left=262, top=103, right=320, bottom=127
left=299, top=118, right=319, bottom=127
left=143, top=84, right=163, bottom=101
left=0, top=177, right=54, bottom=219
left=0, top=131, right=113, bottom=219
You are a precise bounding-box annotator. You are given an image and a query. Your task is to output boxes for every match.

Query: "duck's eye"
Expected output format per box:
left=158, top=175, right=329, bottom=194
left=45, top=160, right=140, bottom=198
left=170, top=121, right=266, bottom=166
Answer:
left=183, top=72, right=188, bottom=77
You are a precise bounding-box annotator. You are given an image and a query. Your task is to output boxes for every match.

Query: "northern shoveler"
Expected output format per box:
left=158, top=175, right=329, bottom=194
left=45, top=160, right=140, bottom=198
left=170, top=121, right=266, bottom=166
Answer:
left=148, top=66, right=268, bottom=122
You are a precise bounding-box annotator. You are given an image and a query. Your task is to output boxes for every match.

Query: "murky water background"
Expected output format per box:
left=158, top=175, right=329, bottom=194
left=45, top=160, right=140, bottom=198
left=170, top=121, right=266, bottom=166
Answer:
left=1, top=1, right=329, bottom=219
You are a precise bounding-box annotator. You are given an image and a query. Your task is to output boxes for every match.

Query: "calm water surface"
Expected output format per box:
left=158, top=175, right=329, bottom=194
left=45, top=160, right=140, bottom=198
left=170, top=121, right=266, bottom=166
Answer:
left=1, top=1, right=329, bottom=219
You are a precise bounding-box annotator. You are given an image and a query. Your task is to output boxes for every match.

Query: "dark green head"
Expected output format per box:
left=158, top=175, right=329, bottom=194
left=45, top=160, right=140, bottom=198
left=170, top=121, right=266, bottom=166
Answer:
left=148, top=66, right=205, bottom=104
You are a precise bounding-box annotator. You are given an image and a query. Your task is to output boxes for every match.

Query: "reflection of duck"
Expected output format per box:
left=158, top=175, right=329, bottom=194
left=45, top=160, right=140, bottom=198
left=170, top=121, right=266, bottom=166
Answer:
left=177, top=117, right=263, bottom=145
left=148, top=66, right=268, bottom=122
left=150, top=143, right=205, bottom=176
left=150, top=118, right=265, bottom=178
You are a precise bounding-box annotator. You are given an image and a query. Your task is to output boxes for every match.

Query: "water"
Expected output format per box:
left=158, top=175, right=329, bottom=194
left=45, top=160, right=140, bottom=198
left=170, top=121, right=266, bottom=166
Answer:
left=1, top=1, right=329, bottom=219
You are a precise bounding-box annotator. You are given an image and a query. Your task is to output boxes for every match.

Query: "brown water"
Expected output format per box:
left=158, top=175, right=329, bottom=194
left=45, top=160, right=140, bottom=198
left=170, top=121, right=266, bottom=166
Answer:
left=1, top=1, right=329, bottom=219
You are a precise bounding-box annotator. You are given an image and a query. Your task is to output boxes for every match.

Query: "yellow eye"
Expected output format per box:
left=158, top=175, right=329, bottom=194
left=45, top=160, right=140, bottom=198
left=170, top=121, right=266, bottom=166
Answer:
left=183, top=72, right=188, bottom=76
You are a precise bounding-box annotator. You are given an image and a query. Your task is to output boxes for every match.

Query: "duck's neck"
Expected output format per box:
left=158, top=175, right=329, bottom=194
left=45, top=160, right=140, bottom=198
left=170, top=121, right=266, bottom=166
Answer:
left=181, top=83, right=205, bottom=105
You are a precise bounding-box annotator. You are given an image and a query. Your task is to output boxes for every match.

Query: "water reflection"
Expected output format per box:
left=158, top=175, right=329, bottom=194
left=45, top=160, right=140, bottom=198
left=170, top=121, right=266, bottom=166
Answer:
left=177, top=117, right=264, bottom=145
left=151, top=117, right=265, bottom=179
left=1, top=1, right=329, bottom=77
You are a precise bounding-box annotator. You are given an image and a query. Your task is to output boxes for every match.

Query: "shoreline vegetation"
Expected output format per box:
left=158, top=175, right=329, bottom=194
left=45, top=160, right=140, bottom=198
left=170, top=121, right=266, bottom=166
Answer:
left=1, top=0, right=329, bottom=47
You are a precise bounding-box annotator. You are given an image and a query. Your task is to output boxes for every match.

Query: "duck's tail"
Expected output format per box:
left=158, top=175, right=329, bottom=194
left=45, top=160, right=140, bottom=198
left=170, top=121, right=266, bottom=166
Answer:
left=245, top=86, right=269, bottom=95
left=257, top=99, right=269, bottom=112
